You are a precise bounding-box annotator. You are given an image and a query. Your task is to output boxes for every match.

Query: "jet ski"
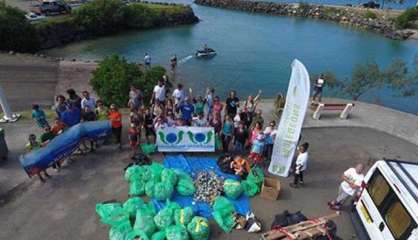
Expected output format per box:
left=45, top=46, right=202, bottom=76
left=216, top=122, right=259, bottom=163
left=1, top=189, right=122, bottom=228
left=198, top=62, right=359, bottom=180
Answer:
left=195, top=48, right=216, bottom=58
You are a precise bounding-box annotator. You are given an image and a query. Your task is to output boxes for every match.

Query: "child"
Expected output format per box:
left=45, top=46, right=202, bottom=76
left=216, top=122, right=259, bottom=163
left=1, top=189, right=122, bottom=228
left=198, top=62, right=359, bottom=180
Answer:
left=25, top=134, right=51, bottom=182
left=51, top=117, right=67, bottom=135
left=230, top=155, right=251, bottom=178
left=290, top=142, right=309, bottom=188
left=222, top=115, right=234, bottom=153
left=32, top=104, right=49, bottom=128
left=128, top=123, right=139, bottom=155
left=249, top=133, right=265, bottom=165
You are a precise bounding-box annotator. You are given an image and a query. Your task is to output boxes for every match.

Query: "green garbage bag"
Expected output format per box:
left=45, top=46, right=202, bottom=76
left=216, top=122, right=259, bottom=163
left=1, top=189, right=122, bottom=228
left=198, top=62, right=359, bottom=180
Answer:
left=123, top=197, right=145, bottom=217
left=154, top=182, right=174, bottom=201
left=151, top=230, right=166, bottom=240
left=134, top=210, right=157, bottom=237
left=212, top=197, right=235, bottom=216
left=141, top=143, right=157, bottom=155
left=165, top=225, right=190, bottom=240
left=212, top=196, right=236, bottom=233
left=150, top=163, right=164, bottom=181
left=247, top=166, right=264, bottom=186
left=176, top=178, right=196, bottom=196
left=154, top=207, right=175, bottom=230
left=129, top=180, right=145, bottom=196
left=109, top=227, right=129, bottom=240
left=212, top=211, right=235, bottom=233
left=173, top=169, right=190, bottom=180
left=142, top=166, right=152, bottom=182
left=187, top=216, right=210, bottom=240
left=241, top=180, right=260, bottom=197
left=145, top=180, right=156, bottom=198
left=124, top=165, right=145, bottom=182
left=126, top=229, right=150, bottom=240
left=96, top=203, right=130, bottom=226
left=223, top=179, right=243, bottom=199
left=161, top=168, right=178, bottom=186
left=174, top=207, right=194, bottom=226
left=138, top=202, right=157, bottom=216
left=96, top=202, right=122, bottom=220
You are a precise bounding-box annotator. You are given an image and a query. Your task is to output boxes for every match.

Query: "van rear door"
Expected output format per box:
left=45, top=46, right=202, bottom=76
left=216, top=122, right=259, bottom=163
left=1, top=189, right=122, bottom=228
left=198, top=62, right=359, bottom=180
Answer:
left=358, top=168, right=417, bottom=239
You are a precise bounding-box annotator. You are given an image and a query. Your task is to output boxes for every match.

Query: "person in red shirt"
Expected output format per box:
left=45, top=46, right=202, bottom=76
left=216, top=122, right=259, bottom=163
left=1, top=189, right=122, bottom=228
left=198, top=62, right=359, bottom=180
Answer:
left=108, top=104, right=122, bottom=149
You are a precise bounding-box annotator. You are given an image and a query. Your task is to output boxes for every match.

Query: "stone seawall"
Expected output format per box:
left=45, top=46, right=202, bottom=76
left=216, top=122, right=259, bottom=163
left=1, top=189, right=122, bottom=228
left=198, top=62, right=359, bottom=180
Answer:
left=195, top=0, right=413, bottom=40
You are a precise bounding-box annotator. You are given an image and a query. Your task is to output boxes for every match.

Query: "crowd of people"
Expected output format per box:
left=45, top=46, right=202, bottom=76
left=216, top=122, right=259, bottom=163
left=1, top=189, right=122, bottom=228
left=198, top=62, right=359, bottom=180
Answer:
left=27, top=68, right=366, bottom=212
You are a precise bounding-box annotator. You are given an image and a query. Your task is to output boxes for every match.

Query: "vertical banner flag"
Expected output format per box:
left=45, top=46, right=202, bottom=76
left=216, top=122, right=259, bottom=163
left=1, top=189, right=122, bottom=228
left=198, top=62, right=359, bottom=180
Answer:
left=268, top=59, right=311, bottom=177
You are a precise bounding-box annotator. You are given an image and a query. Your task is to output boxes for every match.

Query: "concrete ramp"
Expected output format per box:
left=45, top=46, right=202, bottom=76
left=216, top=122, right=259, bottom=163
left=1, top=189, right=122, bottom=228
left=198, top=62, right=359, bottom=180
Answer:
left=0, top=54, right=59, bottom=111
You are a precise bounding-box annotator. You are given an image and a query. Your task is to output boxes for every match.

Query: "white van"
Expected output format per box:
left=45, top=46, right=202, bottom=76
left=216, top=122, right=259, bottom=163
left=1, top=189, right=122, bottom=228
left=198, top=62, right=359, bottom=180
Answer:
left=353, top=159, right=418, bottom=240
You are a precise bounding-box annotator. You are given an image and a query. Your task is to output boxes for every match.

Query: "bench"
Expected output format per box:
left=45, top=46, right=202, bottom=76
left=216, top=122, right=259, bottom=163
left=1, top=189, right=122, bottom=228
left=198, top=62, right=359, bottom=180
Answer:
left=310, top=102, right=354, bottom=120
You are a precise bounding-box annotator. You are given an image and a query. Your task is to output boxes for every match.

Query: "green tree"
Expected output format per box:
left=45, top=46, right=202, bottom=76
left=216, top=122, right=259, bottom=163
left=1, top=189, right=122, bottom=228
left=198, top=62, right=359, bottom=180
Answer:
left=73, top=0, right=127, bottom=34
left=395, top=6, right=418, bottom=29
left=0, top=2, right=40, bottom=52
left=327, top=56, right=418, bottom=100
left=90, top=55, right=143, bottom=107
left=90, top=54, right=168, bottom=107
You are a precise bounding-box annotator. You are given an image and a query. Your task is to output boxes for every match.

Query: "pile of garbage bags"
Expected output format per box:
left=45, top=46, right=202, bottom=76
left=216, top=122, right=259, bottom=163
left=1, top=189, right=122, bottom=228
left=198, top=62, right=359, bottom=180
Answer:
left=96, top=199, right=210, bottom=240
left=96, top=161, right=265, bottom=239
left=124, top=163, right=196, bottom=200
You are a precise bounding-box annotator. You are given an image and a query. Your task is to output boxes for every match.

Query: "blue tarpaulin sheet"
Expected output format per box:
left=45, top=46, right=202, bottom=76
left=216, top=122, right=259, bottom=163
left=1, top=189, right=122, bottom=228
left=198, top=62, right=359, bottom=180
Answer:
left=20, top=121, right=111, bottom=177
left=152, top=154, right=251, bottom=218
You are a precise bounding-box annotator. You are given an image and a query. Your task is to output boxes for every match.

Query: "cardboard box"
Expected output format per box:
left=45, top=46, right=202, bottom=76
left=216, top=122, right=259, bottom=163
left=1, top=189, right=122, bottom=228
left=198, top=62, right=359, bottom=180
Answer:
left=261, top=177, right=281, bottom=200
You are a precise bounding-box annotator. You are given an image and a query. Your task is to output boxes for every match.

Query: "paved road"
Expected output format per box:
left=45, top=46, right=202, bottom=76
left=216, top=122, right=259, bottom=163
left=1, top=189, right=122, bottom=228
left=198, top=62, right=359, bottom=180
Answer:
left=1, top=127, right=418, bottom=240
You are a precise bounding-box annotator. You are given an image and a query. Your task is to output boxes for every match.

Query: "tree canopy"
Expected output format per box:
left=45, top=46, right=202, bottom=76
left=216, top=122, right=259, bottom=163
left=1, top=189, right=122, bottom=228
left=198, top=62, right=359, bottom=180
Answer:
left=90, top=54, right=167, bottom=107
left=316, top=55, right=418, bottom=101
left=0, top=2, right=40, bottom=52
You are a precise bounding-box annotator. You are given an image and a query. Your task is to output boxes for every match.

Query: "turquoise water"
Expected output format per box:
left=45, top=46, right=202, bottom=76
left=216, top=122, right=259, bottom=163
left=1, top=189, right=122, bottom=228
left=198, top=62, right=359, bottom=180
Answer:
left=46, top=2, right=418, bottom=114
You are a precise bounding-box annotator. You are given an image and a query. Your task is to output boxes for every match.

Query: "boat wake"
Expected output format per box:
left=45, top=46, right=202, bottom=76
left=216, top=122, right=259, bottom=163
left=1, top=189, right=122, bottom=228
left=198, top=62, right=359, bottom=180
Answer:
left=179, top=55, right=193, bottom=64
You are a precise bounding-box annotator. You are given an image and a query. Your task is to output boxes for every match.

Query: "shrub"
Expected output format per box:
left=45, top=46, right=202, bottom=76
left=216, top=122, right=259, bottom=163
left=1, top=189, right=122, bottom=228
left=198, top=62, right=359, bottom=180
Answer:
left=396, top=6, right=418, bottom=29
left=364, top=10, right=377, bottom=19
left=73, top=0, right=127, bottom=34
left=0, top=2, right=40, bottom=52
left=90, top=55, right=143, bottom=107
left=91, top=54, right=168, bottom=107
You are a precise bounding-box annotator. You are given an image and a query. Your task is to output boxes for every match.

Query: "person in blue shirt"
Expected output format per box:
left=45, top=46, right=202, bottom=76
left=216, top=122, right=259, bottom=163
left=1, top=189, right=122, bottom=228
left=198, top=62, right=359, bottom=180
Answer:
left=179, top=98, right=195, bottom=126
left=32, top=104, right=49, bottom=128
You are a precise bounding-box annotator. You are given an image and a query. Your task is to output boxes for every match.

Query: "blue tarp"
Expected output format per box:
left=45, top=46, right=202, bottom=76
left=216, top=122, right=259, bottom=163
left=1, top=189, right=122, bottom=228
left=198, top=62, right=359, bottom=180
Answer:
left=20, top=121, right=111, bottom=177
left=152, top=155, right=251, bottom=218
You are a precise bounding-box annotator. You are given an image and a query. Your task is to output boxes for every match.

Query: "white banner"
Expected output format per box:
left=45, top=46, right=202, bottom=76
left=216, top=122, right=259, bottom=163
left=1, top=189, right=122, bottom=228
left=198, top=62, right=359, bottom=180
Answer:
left=268, top=59, right=311, bottom=177
left=156, top=127, right=215, bottom=152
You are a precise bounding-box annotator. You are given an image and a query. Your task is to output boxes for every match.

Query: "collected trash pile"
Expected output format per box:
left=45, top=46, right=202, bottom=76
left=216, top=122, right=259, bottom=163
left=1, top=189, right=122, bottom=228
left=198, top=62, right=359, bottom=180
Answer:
left=95, top=159, right=266, bottom=240
left=193, top=171, right=224, bottom=203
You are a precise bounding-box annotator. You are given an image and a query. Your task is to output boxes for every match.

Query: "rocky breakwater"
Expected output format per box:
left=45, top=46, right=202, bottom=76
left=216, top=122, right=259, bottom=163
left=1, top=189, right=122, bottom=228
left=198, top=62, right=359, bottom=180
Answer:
left=36, top=2, right=199, bottom=49
left=195, top=0, right=413, bottom=40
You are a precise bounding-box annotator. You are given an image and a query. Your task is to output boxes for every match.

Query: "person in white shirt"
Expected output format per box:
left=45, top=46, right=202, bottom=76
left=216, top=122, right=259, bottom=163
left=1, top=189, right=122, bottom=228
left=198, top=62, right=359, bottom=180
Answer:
left=290, top=142, right=309, bottom=188
left=312, top=74, right=325, bottom=102
left=172, top=83, right=186, bottom=106
left=152, top=79, right=166, bottom=104
left=81, top=91, right=96, bottom=111
left=329, top=164, right=365, bottom=210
